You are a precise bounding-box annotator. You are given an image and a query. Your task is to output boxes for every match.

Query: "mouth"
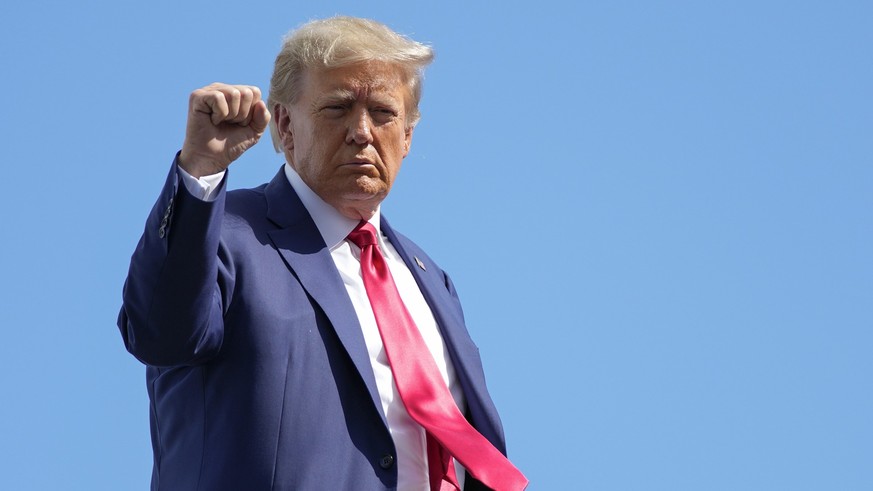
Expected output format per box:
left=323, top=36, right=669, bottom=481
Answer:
left=341, top=158, right=378, bottom=170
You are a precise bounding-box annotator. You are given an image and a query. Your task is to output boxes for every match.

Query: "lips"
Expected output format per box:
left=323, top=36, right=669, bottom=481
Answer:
left=347, top=156, right=376, bottom=165
left=339, top=159, right=379, bottom=176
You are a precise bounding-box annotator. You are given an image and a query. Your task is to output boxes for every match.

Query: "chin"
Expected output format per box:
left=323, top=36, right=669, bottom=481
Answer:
left=351, top=176, right=389, bottom=198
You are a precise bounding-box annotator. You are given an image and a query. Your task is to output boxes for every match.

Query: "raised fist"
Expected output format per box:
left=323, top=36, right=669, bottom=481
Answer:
left=179, top=83, right=271, bottom=177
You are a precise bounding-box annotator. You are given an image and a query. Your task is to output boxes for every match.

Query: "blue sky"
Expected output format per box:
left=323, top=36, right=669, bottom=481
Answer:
left=1, top=1, right=871, bottom=489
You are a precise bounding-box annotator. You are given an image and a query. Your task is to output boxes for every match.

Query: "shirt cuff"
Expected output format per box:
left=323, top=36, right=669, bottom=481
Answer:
left=177, top=166, right=226, bottom=202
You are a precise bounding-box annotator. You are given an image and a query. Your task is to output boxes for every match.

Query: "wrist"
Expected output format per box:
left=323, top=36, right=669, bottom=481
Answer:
left=178, top=150, right=225, bottom=178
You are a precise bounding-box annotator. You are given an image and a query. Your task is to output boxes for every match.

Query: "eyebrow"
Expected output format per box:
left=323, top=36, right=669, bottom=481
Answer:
left=317, top=87, right=402, bottom=104
left=316, top=90, right=357, bottom=105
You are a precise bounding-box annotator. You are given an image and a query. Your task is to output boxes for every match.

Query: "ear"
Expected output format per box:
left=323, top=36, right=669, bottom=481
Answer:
left=402, top=125, right=414, bottom=158
left=274, top=104, right=294, bottom=152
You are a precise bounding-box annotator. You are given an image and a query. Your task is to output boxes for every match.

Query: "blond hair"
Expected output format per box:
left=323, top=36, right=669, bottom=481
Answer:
left=268, top=16, right=435, bottom=151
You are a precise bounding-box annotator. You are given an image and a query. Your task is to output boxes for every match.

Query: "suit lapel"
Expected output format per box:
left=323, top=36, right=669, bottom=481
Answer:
left=262, top=170, right=387, bottom=428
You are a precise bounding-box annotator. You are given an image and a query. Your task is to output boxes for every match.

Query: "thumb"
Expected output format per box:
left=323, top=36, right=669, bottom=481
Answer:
left=250, top=101, right=271, bottom=135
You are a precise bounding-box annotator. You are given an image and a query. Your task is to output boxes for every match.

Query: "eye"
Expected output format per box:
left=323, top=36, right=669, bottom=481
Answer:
left=320, top=104, right=348, bottom=117
left=370, top=107, right=398, bottom=123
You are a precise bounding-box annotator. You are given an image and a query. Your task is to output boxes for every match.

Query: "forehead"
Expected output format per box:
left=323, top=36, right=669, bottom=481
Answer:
left=301, top=62, right=410, bottom=100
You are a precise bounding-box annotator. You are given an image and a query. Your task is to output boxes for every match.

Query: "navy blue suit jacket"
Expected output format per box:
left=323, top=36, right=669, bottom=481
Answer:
left=118, top=161, right=508, bottom=490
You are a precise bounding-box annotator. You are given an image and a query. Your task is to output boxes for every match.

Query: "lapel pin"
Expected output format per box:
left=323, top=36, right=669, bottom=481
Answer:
left=414, top=256, right=427, bottom=271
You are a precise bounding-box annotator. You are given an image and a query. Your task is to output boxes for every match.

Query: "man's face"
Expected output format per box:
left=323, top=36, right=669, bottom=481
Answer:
left=275, top=62, right=414, bottom=220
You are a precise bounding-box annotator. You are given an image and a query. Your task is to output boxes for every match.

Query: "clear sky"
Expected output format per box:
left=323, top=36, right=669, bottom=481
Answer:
left=1, top=1, right=871, bottom=489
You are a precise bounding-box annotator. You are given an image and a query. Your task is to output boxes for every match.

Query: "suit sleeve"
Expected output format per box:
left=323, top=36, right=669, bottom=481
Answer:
left=117, top=156, right=229, bottom=367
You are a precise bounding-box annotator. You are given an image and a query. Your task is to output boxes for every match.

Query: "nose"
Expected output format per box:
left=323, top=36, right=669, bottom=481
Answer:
left=346, top=109, right=373, bottom=145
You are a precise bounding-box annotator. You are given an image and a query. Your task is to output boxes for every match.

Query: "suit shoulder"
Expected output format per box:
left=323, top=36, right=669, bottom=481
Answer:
left=221, top=184, right=271, bottom=238
left=224, top=184, right=268, bottom=217
left=226, top=183, right=268, bottom=208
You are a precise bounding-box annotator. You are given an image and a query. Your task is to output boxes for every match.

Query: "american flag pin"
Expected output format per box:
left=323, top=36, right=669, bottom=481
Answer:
left=414, top=256, right=426, bottom=271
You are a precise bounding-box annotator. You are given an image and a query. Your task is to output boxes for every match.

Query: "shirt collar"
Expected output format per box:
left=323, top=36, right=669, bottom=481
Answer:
left=283, top=163, right=381, bottom=250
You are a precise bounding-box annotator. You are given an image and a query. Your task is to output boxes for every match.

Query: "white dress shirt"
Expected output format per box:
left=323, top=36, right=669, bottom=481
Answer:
left=180, top=164, right=467, bottom=490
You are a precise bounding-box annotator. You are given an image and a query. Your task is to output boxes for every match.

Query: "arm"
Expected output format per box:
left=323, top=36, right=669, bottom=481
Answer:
left=117, top=159, right=228, bottom=366
left=117, top=83, right=270, bottom=367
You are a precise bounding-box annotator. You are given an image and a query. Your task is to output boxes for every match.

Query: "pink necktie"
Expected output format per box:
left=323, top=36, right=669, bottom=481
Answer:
left=348, top=221, right=528, bottom=491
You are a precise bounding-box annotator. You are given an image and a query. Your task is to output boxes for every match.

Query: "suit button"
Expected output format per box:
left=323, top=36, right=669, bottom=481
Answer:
left=379, top=454, right=394, bottom=469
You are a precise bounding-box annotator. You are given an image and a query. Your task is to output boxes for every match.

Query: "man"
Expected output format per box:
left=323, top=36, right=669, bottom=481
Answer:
left=118, top=16, right=527, bottom=491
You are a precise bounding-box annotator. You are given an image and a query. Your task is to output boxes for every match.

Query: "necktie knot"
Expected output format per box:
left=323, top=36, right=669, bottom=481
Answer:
left=348, top=220, right=379, bottom=248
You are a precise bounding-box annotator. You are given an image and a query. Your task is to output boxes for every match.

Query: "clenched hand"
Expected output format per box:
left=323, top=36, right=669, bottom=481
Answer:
left=179, top=83, right=271, bottom=177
